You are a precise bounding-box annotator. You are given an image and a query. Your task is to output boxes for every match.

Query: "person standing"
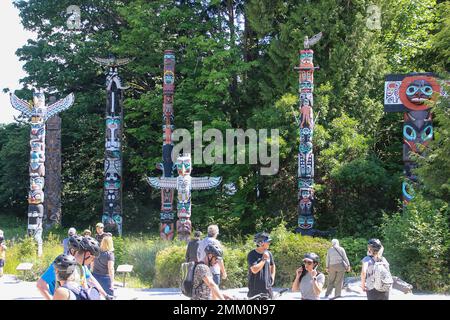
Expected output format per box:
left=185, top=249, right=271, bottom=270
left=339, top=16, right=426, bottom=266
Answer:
left=95, top=223, right=106, bottom=243
left=185, top=231, right=202, bottom=262
left=361, top=238, right=391, bottom=300
left=325, top=239, right=351, bottom=299
left=247, top=232, right=276, bottom=299
left=91, top=235, right=115, bottom=296
left=197, top=225, right=227, bottom=286
left=191, top=244, right=230, bottom=300
left=0, top=230, right=6, bottom=278
left=291, top=252, right=325, bottom=300
left=62, top=227, right=76, bottom=255
left=83, top=229, right=92, bottom=237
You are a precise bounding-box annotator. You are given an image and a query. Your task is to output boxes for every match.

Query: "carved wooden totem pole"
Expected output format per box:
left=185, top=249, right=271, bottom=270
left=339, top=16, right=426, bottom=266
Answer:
left=156, top=50, right=176, bottom=240
left=384, top=73, right=444, bottom=205
left=148, top=154, right=222, bottom=242
left=90, top=56, right=131, bottom=236
left=294, top=33, right=322, bottom=236
left=10, top=90, right=75, bottom=256
left=44, top=111, right=62, bottom=228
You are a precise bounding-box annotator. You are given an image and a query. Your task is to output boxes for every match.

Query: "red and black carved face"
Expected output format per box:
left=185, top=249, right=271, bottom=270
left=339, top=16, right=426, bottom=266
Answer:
left=399, top=76, right=440, bottom=111
left=405, top=80, right=433, bottom=105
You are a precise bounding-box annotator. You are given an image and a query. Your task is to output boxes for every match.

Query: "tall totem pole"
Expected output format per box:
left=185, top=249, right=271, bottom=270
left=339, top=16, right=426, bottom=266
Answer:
left=384, top=73, right=444, bottom=204
left=10, top=90, right=75, bottom=256
left=156, top=50, right=176, bottom=240
left=90, top=56, right=131, bottom=236
left=294, top=33, right=322, bottom=236
left=148, top=154, right=222, bottom=241
left=44, top=111, right=62, bottom=227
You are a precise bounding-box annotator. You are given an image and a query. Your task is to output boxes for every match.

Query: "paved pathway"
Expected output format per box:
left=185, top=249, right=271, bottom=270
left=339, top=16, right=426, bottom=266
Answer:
left=0, top=275, right=448, bottom=300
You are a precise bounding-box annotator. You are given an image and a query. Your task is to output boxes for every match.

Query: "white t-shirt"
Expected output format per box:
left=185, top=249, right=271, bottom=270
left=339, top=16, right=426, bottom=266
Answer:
left=197, top=237, right=222, bottom=274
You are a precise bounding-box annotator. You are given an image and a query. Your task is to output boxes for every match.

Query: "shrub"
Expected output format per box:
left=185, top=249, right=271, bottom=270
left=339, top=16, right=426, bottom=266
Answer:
left=339, top=237, right=368, bottom=274
left=121, top=237, right=171, bottom=286
left=382, top=196, right=450, bottom=292
left=4, top=233, right=63, bottom=281
left=221, top=244, right=252, bottom=289
left=154, top=245, right=186, bottom=288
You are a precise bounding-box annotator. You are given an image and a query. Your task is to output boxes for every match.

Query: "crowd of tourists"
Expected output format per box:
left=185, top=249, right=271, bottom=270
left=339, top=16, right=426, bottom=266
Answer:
left=186, top=224, right=392, bottom=301
left=0, top=223, right=393, bottom=301
left=37, top=222, right=115, bottom=300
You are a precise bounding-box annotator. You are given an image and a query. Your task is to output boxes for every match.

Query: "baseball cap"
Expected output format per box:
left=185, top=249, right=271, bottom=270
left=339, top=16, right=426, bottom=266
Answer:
left=96, top=223, right=104, bottom=228
left=68, top=227, right=76, bottom=236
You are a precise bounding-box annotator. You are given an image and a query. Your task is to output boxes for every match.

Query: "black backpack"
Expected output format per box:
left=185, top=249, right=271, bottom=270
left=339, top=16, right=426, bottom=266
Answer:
left=180, top=261, right=203, bottom=297
left=62, top=283, right=101, bottom=300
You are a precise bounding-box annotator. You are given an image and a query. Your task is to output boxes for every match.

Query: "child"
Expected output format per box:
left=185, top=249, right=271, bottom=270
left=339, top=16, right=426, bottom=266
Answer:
left=0, top=230, right=7, bottom=277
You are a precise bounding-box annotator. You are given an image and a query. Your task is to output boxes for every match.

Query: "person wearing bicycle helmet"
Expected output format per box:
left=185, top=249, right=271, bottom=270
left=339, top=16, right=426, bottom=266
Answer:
left=291, top=252, right=324, bottom=300
left=361, top=238, right=390, bottom=300
left=247, top=232, right=276, bottom=299
left=191, top=243, right=230, bottom=300
left=37, top=236, right=111, bottom=300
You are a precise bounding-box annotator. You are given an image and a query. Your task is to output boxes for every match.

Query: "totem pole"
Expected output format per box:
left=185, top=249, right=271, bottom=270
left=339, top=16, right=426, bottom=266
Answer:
left=44, top=111, right=62, bottom=227
left=293, top=33, right=331, bottom=237
left=384, top=73, right=444, bottom=205
left=147, top=154, right=222, bottom=242
left=90, top=56, right=131, bottom=236
left=156, top=50, right=176, bottom=240
left=10, top=90, right=75, bottom=256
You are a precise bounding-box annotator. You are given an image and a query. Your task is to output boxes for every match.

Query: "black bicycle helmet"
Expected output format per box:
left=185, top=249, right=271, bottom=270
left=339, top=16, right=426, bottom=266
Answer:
left=204, top=243, right=223, bottom=258
left=254, top=232, right=272, bottom=246
left=368, top=238, right=382, bottom=251
left=80, top=236, right=101, bottom=257
left=303, top=252, right=320, bottom=264
left=53, top=254, right=77, bottom=273
left=68, top=235, right=84, bottom=251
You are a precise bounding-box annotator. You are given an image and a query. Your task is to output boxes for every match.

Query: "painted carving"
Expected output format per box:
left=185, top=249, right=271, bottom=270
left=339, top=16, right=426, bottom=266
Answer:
left=147, top=154, right=222, bottom=241
left=384, top=73, right=443, bottom=204
left=10, top=90, right=74, bottom=256
left=91, top=56, right=131, bottom=236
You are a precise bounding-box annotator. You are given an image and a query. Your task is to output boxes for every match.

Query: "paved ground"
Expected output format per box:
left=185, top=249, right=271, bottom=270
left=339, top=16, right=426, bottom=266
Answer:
left=0, top=274, right=448, bottom=300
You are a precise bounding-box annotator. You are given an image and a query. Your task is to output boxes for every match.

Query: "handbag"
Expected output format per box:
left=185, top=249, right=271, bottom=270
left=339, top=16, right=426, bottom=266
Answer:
left=333, top=247, right=350, bottom=271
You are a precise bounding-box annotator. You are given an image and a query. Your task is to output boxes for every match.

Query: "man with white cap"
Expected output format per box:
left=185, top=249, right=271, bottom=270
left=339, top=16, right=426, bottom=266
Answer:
left=325, top=239, right=351, bottom=299
left=62, top=227, right=77, bottom=255
left=95, top=223, right=106, bottom=243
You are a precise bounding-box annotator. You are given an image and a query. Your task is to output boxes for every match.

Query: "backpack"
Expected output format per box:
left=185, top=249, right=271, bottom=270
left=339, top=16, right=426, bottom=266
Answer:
left=372, top=258, right=393, bottom=292
left=180, top=261, right=202, bottom=297
left=62, top=283, right=101, bottom=300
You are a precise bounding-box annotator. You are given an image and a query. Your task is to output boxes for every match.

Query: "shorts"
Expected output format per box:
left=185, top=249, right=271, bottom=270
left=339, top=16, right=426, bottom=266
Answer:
left=0, top=259, right=4, bottom=268
left=212, top=274, right=221, bottom=286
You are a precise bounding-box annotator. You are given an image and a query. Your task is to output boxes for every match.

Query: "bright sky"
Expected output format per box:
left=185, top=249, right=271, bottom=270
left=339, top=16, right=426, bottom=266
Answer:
left=0, top=1, right=36, bottom=124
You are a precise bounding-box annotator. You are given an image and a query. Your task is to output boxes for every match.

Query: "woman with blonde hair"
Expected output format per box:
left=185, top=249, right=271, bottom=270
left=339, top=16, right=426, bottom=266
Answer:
left=91, top=234, right=115, bottom=296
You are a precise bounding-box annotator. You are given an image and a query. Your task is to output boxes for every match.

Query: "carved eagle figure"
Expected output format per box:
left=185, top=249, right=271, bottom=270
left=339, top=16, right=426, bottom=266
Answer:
left=304, top=32, right=323, bottom=49
left=89, top=56, right=134, bottom=67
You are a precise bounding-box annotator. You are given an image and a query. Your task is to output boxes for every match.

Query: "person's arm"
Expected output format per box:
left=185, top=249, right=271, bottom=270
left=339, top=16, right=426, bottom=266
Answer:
left=250, top=251, right=269, bottom=274
left=291, top=267, right=302, bottom=292
left=36, top=278, right=53, bottom=300
left=270, top=263, right=276, bottom=284
left=342, top=249, right=351, bottom=270
left=108, top=260, right=115, bottom=286
left=311, top=272, right=323, bottom=296
left=326, top=251, right=329, bottom=272
left=360, top=261, right=368, bottom=291
left=203, top=274, right=225, bottom=300
left=53, top=287, right=70, bottom=300
left=219, top=259, right=227, bottom=279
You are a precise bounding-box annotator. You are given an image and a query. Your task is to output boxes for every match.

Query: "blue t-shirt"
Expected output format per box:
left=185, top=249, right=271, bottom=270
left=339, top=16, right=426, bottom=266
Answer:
left=41, top=263, right=92, bottom=295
